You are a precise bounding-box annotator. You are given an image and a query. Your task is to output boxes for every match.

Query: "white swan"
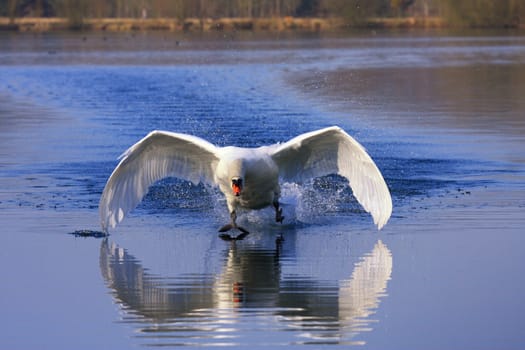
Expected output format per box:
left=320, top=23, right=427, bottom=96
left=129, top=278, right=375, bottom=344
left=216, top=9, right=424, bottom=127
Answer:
left=99, top=126, right=392, bottom=234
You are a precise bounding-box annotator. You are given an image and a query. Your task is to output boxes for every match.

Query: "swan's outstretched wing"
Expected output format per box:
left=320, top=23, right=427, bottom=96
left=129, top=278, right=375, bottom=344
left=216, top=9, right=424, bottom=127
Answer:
left=270, top=126, right=392, bottom=229
left=99, top=130, right=220, bottom=232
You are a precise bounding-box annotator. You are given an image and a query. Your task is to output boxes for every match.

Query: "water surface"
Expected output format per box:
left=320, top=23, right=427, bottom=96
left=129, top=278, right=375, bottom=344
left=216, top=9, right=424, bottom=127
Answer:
left=1, top=31, right=524, bottom=349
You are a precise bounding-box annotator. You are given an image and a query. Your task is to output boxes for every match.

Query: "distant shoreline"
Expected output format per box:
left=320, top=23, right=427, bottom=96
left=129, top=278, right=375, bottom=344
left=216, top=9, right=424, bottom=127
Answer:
left=0, top=16, right=453, bottom=32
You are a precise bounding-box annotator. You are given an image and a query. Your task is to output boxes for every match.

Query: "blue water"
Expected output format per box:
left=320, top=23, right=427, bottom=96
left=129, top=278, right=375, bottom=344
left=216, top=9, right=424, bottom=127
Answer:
left=1, top=32, right=524, bottom=349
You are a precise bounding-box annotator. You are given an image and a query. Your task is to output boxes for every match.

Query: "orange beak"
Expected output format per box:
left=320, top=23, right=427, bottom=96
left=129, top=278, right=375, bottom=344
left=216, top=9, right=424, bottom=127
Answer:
left=232, top=183, right=242, bottom=196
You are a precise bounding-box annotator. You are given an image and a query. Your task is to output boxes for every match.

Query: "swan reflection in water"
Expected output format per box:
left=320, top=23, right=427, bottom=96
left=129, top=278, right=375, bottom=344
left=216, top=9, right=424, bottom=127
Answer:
left=100, top=235, right=392, bottom=346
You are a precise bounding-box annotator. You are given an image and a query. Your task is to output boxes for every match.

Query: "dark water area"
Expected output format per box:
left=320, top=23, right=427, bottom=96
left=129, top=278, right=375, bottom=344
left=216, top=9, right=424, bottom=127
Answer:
left=0, top=31, right=524, bottom=349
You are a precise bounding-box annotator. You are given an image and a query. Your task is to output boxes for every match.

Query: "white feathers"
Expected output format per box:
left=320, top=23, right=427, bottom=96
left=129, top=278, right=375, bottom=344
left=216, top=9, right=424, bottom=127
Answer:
left=270, top=126, right=392, bottom=229
left=99, top=126, right=392, bottom=232
left=99, top=130, right=219, bottom=231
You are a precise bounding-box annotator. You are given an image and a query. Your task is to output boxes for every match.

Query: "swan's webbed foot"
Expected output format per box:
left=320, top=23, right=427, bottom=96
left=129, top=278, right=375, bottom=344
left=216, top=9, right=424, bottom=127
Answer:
left=218, top=224, right=249, bottom=234
left=218, top=210, right=249, bottom=239
left=219, top=223, right=234, bottom=232
left=219, top=231, right=250, bottom=241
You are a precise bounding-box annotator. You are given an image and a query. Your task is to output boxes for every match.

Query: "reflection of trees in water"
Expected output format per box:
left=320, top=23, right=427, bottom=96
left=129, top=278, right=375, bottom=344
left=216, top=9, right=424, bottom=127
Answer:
left=296, top=64, right=525, bottom=136
left=100, top=238, right=392, bottom=346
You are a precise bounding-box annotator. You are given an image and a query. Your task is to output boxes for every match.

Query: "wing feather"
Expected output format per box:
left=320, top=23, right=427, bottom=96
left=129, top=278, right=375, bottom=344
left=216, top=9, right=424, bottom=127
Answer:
left=99, top=130, right=219, bottom=232
left=271, top=126, right=392, bottom=229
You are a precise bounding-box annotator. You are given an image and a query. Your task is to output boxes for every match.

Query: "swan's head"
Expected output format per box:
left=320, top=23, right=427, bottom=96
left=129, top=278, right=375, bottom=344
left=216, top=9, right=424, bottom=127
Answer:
left=225, top=157, right=245, bottom=197
left=231, top=177, right=243, bottom=197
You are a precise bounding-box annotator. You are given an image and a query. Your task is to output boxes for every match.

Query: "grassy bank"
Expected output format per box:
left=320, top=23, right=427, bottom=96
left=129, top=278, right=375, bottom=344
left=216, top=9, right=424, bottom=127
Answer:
left=0, top=16, right=452, bottom=32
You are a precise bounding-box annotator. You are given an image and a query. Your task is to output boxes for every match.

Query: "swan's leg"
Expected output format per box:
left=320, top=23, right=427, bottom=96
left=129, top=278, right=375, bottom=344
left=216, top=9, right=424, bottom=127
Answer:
left=219, top=211, right=237, bottom=232
left=273, top=199, right=285, bottom=224
left=219, top=211, right=249, bottom=236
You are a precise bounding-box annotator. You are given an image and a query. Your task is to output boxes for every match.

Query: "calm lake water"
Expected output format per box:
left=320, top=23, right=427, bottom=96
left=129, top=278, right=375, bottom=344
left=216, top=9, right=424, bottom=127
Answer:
left=1, top=31, right=524, bottom=349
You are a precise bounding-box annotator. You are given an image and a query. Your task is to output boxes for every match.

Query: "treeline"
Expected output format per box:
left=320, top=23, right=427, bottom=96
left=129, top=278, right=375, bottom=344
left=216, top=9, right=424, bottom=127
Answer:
left=1, top=0, right=523, bottom=28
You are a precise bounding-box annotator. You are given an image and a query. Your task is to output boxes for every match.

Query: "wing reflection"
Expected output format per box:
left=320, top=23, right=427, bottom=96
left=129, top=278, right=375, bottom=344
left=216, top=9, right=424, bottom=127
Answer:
left=99, top=240, right=216, bottom=321
left=100, top=237, right=392, bottom=346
